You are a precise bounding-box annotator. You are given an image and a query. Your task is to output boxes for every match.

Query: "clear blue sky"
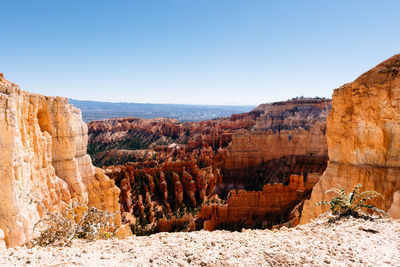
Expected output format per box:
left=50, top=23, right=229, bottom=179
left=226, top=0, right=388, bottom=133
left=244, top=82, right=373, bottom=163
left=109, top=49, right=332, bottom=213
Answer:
left=1, top=1, right=400, bottom=105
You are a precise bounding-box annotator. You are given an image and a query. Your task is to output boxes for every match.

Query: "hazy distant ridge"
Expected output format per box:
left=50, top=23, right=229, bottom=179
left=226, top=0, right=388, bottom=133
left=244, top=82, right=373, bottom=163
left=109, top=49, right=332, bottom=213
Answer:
left=69, top=99, right=255, bottom=122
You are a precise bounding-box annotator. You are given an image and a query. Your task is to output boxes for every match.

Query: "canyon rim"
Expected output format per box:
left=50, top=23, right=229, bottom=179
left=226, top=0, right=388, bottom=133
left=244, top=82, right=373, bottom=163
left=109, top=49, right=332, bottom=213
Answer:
left=0, top=54, right=399, bottom=267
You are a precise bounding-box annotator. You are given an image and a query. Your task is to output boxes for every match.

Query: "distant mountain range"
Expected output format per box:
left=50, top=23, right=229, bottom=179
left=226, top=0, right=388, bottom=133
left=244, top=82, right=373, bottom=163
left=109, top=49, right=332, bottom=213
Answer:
left=69, top=99, right=255, bottom=122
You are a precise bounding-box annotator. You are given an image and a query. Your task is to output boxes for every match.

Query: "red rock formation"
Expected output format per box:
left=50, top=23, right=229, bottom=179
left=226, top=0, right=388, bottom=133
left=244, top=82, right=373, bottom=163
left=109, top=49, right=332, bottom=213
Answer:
left=157, top=215, right=196, bottom=232
left=87, top=114, right=258, bottom=166
left=104, top=160, right=222, bottom=233
left=88, top=98, right=331, bottom=231
left=197, top=174, right=320, bottom=230
left=223, top=127, right=327, bottom=170
left=88, top=99, right=330, bottom=166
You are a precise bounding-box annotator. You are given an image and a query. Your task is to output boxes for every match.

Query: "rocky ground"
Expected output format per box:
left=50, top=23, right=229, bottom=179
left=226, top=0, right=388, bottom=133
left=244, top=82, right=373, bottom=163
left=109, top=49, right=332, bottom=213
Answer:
left=1, top=213, right=399, bottom=267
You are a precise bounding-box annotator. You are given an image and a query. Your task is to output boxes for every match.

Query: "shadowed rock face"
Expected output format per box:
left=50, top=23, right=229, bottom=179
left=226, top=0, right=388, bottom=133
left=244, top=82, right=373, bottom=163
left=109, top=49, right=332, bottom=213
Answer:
left=197, top=173, right=321, bottom=230
left=301, top=54, right=400, bottom=224
left=88, top=98, right=330, bottom=232
left=0, top=74, right=121, bottom=247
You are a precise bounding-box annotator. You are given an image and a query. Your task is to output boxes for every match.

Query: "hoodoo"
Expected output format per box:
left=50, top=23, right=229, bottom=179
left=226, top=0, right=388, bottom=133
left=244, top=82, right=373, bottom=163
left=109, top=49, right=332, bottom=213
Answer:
left=301, top=54, right=400, bottom=223
left=0, top=74, right=121, bottom=247
left=88, top=98, right=331, bottom=231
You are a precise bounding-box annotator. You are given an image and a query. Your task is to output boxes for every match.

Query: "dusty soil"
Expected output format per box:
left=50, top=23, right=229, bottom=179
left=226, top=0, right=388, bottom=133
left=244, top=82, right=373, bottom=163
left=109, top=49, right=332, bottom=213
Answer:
left=1, top=213, right=399, bottom=266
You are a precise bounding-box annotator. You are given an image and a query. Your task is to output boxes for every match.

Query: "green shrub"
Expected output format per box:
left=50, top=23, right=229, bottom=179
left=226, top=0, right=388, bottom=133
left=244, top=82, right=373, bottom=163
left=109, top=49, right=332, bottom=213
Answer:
left=313, top=183, right=388, bottom=217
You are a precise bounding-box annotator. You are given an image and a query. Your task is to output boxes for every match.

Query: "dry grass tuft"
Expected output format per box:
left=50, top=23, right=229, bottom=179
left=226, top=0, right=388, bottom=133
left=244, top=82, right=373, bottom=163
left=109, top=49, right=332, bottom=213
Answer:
left=23, top=193, right=119, bottom=247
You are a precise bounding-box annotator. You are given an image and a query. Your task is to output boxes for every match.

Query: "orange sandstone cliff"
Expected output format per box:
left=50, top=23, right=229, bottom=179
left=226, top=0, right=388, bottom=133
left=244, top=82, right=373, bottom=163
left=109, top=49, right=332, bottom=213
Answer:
left=301, top=54, right=400, bottom=223
left=0, top=74, right=121, bottom=247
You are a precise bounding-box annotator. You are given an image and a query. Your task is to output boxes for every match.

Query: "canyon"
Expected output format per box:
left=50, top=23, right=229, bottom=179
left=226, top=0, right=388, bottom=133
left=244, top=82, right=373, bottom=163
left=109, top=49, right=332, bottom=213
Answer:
left=88, top=98, right=330, bottom=232
left=88, top=55, right=400, bottom=232
left=2, top=54, right=400, bottom=248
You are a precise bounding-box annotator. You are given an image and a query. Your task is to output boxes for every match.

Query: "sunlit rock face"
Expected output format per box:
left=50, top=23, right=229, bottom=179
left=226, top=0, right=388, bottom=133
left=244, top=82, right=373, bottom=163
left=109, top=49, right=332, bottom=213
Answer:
left=0, top=74, right=121, bottom=247
left=301, top=54, right=400, bottom=223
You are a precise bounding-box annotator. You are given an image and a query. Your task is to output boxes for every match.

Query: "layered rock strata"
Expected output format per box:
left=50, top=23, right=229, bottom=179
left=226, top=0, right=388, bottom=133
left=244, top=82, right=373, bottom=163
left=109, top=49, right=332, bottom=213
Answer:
left=301, top=54, right=400, bottom=223
left=223, top=127, right=327, bottom=170
left=0, top=74, right=121, bottom=247
left=88, top=98, right=330, bottom=167
left=197, top=174, right=321, bottom=230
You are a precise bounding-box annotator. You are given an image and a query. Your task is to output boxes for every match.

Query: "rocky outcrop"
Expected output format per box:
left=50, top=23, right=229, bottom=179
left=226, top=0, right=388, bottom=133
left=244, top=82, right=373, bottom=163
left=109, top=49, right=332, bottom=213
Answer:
left=253, top=98, right=331, bottom=131
left=0, top=74, right=121, bottom=247
left=301, top=54, right=400, bottom=223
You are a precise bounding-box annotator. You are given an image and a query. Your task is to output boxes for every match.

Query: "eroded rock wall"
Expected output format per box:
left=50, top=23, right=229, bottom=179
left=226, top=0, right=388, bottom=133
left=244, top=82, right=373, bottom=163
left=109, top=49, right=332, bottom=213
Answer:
left=301, top=54, right=400, bottom=223
left=224, top=129, right=326, bottom=169
left=0, top=74, right=121, bottom=247
left=197, top=174, right=321, bottom=230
